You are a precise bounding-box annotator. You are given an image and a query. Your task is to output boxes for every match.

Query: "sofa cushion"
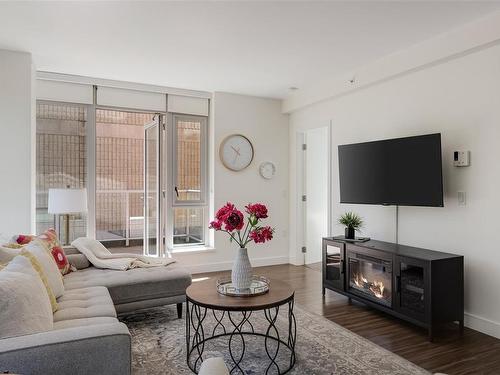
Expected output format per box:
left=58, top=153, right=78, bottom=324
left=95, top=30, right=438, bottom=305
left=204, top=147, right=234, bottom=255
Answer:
left=63, top=264, right=192, bottom=306
left=67, top=253, right=90, bottom=270
left=53, top=316, right=119, bottom=330
left=0, top=256, right=54, bottom=339
left=53, top=286, right=116, bottom=322
left=25, top=240, right=65, bottom=298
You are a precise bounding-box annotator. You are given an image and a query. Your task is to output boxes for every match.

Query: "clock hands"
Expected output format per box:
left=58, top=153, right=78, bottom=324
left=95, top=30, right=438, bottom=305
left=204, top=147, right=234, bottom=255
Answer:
left=231, top=145, right=241, bottom=164
left=230, top=145, right=241, bottom=156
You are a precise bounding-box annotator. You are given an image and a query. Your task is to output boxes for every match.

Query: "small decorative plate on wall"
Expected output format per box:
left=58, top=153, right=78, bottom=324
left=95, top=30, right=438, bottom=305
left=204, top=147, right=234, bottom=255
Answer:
left=259, top=161, right=276, bottom=179
left=219, top=134, right=254, bottom=171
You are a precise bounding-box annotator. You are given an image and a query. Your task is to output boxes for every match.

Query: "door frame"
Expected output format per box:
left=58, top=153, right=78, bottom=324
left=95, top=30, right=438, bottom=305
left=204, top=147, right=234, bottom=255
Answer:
left=296, top=122, right=333, bottom=265
left=143, top=114, right=165, bottom=257
left=91, top=105, right=166, bottom=256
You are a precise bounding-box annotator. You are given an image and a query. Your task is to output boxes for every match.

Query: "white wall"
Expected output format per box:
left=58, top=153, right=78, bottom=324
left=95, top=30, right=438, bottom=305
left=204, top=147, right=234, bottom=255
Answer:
left=0, top=49, right=35, bottom=234
left=175, top=92, right=289, bottom=273
left=289, top=42, right=500, bottom=338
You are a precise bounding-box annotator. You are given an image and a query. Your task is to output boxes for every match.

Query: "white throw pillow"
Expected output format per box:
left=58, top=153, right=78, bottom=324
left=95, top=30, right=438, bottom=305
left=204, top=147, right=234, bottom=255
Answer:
left=0, top=246, right=20, bottom=264
left=25, top=240, right=65, bottom=298
left=0, top=256, right=54, bottom=339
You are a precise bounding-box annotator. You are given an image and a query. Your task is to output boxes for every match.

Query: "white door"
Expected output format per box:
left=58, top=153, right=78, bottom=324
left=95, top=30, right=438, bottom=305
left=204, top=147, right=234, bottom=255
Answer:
left=302, top=126, right=330, bottom=265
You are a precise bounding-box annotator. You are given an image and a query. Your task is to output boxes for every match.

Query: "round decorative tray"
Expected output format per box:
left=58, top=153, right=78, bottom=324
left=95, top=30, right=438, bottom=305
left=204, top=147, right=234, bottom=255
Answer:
left=216, top=276, right=270, bottom=297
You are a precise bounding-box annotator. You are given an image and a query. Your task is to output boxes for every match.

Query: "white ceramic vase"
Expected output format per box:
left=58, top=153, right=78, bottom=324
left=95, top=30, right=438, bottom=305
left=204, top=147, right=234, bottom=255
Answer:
left=231, top=247, right=253, bottom=290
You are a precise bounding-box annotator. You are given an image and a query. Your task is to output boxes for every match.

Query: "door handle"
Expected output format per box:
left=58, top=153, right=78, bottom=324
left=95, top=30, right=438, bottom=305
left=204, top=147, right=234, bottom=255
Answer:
left=175, top=186, right=179, bottom=198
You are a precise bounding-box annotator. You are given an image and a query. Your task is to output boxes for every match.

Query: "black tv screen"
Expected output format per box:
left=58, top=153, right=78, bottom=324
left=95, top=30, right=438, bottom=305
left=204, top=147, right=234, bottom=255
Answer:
left=338, top=133, right=443, bottom=207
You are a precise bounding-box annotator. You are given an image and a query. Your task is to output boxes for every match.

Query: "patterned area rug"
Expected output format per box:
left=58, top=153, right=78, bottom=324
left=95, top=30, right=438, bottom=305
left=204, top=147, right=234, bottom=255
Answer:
left=120, top=304, right=429, bottom=375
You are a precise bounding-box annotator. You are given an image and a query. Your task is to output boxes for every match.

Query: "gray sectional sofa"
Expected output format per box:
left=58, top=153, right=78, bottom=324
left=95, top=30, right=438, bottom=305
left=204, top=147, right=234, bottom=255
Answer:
left=0, top=247, right=192, bottom=375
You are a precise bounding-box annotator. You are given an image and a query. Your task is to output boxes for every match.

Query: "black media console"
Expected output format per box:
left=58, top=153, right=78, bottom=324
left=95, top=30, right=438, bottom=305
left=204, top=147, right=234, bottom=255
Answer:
left=322, top=237, right=464, bottom=340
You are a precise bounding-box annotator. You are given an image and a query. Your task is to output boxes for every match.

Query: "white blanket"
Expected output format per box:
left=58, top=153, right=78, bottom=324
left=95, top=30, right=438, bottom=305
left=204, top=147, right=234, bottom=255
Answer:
left=71, top=237, right=175, bottom=271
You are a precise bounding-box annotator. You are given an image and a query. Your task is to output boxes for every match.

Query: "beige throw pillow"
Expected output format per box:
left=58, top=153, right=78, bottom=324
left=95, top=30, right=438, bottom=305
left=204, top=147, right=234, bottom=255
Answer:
left=20, top=250, right=59, bottom=312
left=0, top=256, right=54, bottom=339
left=25, top=240, right=65, bottom=298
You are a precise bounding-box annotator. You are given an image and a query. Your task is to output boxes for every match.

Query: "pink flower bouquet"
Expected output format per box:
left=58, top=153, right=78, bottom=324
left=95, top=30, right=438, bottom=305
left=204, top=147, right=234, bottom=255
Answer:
left=209, top=202, right=274, bottom=248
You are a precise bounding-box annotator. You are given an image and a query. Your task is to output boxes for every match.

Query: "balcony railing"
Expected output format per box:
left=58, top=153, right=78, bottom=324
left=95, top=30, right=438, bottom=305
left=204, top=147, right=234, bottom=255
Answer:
left=37, top=189, right=203, bottom=247
left=96, top=189, right=203, bottom=246
left=96, top=189, right=145, bottom=246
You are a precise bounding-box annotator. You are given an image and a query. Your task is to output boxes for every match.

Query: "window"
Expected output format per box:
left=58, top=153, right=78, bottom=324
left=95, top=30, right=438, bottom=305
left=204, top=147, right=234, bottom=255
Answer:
left=36, top=85, right=210, bottom=255
left=35, top=102, right=87, bottom=242
left=173, top=207, right=204, bottom=246
left=172, top=114, right=208, bottom=247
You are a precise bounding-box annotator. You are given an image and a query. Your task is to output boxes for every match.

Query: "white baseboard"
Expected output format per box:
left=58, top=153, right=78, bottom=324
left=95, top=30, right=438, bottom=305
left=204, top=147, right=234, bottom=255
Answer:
left=288, top=256, right=304, bottom=266
left=186, top=255, right=289, bottom=275
left=464, top=311, right=500, bottom=339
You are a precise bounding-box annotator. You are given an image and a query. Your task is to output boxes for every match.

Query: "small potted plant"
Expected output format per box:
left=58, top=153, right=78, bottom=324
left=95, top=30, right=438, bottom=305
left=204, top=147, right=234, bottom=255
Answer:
left=338, top=211, right=363, bottom=240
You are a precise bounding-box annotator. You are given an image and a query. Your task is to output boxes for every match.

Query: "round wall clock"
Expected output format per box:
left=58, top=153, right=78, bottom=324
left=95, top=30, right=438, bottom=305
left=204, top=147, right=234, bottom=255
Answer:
left=219, top=134, right=254, bottom=171
left=259, top=161, right=276, bottom=180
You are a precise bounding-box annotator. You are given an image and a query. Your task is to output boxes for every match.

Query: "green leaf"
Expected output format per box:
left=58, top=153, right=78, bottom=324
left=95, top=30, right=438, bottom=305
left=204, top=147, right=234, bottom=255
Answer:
left=338, top=211, right=363, bottom=230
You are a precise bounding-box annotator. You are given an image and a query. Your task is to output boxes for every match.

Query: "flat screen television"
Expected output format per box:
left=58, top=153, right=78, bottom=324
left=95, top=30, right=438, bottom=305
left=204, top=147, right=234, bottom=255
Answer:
left=338, top=133, right=443, bottom=207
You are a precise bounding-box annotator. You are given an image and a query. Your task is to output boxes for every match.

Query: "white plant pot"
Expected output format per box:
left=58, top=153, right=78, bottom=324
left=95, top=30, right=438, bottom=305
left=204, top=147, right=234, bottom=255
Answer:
left=231, top=247, right=253, bottom=290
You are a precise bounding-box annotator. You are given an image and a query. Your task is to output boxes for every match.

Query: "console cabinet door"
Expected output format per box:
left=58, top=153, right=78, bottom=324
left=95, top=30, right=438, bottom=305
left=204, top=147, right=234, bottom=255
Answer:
left=394, top=256, right=429, bottom=323
left=323, top=240, right=345, bottom=291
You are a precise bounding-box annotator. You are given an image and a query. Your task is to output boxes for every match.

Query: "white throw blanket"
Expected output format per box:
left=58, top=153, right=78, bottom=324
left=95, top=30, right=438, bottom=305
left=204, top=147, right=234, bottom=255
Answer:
left=71, top=237, right=175, bottom=271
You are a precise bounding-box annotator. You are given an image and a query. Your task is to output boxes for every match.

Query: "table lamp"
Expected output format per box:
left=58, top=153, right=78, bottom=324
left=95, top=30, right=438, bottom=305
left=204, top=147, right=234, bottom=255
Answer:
left=48, top=188, right=88, bottom=245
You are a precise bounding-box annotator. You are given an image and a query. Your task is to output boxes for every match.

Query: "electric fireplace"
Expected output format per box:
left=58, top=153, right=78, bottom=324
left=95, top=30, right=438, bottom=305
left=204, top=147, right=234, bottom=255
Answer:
left=348, top=250, right=392, bottom=307
left=322, top=238, right=464, bottom=341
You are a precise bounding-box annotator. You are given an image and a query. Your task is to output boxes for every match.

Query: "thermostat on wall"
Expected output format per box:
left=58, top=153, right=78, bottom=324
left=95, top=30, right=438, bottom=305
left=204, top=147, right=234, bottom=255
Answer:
left=453, top=151, right=470, bottom=167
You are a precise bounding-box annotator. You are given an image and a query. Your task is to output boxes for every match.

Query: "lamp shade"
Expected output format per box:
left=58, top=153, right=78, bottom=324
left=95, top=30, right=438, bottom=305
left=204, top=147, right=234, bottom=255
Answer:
left=48, top=188, right=88, bottom=214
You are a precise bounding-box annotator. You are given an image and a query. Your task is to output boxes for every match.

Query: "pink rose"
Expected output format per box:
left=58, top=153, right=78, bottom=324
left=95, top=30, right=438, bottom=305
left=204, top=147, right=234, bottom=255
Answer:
left=249, top=226, right=274, bottom=243
left=209, top=220, right=223, bottom=230
left=215, top=202, right=235, bottom=221
left=245, top=203, right=268, bottom=219
left=224, top=210, right=244, bottom=232
left=261, top=226, right=274, bottom=241
left=249, top=229, right=264, bottom=243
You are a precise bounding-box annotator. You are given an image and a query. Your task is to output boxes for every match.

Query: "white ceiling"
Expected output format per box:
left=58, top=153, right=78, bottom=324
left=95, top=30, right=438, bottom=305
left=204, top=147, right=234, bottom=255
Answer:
left=1, top=1, right=500, bottom=99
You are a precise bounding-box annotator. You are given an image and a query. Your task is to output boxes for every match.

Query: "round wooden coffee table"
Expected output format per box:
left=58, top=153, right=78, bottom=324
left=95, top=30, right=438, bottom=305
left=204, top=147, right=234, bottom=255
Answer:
left=185, top=278, right=296, bottom=374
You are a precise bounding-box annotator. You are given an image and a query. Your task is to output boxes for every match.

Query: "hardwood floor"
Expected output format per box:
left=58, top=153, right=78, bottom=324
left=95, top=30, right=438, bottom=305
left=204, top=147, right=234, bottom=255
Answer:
left=194, top=263, right=500, bottom=375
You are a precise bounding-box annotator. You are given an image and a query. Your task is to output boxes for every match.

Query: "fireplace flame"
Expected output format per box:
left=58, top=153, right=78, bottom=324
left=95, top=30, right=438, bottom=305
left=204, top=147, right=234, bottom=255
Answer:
left=353, top=273, right=363, bottom=288
left=370, top=280, right=385, bottom=299
left=353, top=273, right=386, bottom=299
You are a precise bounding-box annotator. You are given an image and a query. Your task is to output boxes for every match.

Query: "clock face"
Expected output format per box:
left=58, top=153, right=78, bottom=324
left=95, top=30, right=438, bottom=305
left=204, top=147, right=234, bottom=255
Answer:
left=259, top=162, right=276, bottom=179
left=220, top=134, right=254, bottom=171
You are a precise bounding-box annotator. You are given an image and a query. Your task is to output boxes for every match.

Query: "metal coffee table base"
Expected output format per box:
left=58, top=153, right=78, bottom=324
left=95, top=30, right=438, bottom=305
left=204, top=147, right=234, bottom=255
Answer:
left=186, top=299, right=297, bottom=374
